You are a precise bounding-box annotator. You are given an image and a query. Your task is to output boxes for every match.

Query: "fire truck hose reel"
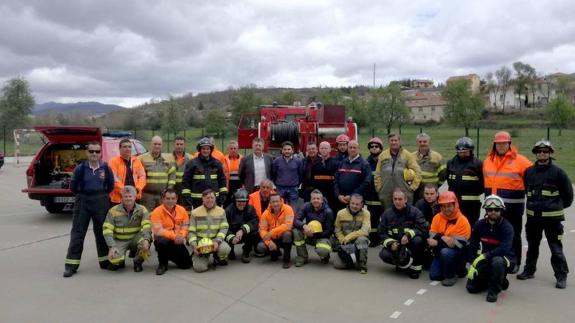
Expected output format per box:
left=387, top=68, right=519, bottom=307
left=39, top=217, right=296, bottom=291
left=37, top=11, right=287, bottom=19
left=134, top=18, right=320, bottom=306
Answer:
left=270, top=122, right=299, bottom=144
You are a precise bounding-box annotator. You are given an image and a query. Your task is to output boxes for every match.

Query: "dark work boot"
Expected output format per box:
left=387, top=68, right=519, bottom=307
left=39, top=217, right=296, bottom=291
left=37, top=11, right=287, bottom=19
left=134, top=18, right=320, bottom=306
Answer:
left=63, top=268, right=77, bottom=278
left=486, top=292, right=498, bottom=303
left=517, top=271, right=534, bottom=280
left=556, top=277, right=567, bottom=289
left=133, top=260, right=143, bottom=272
left=156, top=264, right=168, bottom=276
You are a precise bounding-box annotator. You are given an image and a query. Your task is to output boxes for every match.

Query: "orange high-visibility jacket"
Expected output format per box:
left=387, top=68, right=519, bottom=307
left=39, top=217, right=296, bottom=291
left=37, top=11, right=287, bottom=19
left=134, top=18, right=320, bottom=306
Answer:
left=259, top=203, right=294, bottom=246
left=249, top=191, right=266, bottom=219
left=224, top=154, right=243, bottom=188
left=483, top=146, right=532, bottom=203
left=150, top=204, right=190, bottom=241
left=108, top=155, right=146, bottom=203
left=430, top=209, right=471, bottom=248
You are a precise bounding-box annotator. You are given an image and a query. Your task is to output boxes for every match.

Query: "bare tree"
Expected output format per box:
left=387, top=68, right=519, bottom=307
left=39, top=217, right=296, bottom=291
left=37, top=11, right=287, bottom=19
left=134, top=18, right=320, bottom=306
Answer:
left=495, top=66, right=511, bottom=112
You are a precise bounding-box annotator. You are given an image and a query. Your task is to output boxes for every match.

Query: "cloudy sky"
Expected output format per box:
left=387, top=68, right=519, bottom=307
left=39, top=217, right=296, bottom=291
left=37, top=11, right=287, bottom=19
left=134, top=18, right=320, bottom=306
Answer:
left=1, top=0, right=574, bottom=107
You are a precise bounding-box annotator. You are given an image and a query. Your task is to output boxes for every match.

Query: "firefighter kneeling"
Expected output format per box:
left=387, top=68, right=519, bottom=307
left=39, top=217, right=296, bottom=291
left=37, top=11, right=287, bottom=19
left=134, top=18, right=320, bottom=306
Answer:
left=293, top=189, right=335, bottom=267
left=224, top=189, right=259, bottom=263
left=466, top=195, right=515, bottom=303
left=379, top=189, right=428, bottom=279
left=103, top=185, right=152, bottom=272
left=188, top=189, right=231, bottom=273
left=332, top=194, right=370, bottom=274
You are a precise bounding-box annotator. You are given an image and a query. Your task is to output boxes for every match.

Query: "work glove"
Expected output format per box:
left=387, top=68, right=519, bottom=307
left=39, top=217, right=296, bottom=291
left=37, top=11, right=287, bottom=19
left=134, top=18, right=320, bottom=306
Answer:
left=467, top=254, right=487, bottom=280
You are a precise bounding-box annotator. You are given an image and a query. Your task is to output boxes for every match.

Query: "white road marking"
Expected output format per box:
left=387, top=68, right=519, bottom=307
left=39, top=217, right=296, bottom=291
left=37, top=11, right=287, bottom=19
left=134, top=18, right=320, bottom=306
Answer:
left=570, top=230, right=575, bottom=233
left=430, top=281, right=440, bottom=286
left=404, top=299, right=414, bottom=306
left=416, top=289, right=427, bottom=295
left=390, top=311, right=402, bottom=319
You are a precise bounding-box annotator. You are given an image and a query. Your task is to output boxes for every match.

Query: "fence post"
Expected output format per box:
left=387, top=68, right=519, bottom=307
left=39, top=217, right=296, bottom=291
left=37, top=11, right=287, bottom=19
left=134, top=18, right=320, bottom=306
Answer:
left=3, top=126, right=5, bottom=155
left=166, top=132, right=170, bottom=153
left=420, top=127, right=423, bottom=134
left=476, top=127, right=480, bottom=153
left=547, top=127, right=550, bottom=140
left=371, top=128, right=375, bottom=138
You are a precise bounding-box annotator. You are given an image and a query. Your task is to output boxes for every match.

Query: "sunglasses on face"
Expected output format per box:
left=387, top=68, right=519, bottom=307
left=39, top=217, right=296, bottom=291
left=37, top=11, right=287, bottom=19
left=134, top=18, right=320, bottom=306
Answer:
left=536, top=150, right=550, bottom=154
left=368, top=145, right=380, bottom=149
left=88, top=150, right=101, bottom=154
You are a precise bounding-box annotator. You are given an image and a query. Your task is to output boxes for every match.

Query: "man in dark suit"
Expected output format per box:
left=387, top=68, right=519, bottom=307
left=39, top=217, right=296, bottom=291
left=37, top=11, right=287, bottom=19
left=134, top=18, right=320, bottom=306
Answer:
left=239, top=137, right=273, bottom=193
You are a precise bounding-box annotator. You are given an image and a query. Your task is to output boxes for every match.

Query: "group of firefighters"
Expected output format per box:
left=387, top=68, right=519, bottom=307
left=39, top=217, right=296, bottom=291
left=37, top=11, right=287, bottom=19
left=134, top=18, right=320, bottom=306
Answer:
left=62, top=130, right=572, bottom=303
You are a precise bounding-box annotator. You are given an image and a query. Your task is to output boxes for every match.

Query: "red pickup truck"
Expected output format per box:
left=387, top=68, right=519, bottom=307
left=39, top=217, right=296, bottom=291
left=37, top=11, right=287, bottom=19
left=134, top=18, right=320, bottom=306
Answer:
left=22, top=126, right=147, bottom=213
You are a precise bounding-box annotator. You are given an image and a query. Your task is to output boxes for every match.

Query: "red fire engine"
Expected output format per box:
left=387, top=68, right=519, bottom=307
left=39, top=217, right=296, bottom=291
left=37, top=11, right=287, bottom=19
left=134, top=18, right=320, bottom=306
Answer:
left=237, top=103, right=357, bottom=156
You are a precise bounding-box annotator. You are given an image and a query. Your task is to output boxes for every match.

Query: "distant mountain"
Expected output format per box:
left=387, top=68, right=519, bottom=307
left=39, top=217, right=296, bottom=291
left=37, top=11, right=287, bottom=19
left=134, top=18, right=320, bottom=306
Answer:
left=33, top=101, right=125, bottom=116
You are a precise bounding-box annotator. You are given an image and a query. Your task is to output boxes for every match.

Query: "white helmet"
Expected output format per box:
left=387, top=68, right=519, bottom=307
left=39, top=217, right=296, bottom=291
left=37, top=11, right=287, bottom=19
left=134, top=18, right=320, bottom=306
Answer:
left=483, top=194, right=505, bottom=210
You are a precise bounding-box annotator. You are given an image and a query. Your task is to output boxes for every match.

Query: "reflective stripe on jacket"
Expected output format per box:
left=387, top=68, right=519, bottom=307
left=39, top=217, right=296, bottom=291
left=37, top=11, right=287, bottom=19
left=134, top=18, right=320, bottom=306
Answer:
left=412, top=150, right=446, bottom=186
left=524, top=160, right=573, bottom=220
left=483, top=146, right=532, bottom=203
left=259, top=203, right=294, bottom=246
left=150, top=204, right=190, bottom=241
left=103, top=203, right=151, bottom=247
left=375, top=148, right=421, bottom=197
left=188, top=205, right=228, bottom=246
left=334, top=207, right=370, bottom=244
left=108, top=156, right=146, bottom=203
left=139, top=152, right=176, bottom=194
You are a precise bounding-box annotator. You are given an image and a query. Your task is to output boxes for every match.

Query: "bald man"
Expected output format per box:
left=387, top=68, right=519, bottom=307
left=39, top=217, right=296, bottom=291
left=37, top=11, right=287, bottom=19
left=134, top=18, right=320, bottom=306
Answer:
left=138, top=136, right=176, bottom=211
left=334, top=140, right=372, bottom=212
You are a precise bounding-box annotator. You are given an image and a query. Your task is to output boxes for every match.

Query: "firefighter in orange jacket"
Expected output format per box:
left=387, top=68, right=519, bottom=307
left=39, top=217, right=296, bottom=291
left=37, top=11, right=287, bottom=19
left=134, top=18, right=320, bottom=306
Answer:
left=108, top=138, right=146, bottom=204
left=257, top=193, right=294, bottom=269
left=483, top=131, right=532, bottom=273
left=427, top=191, right=471, bottom=286
left=223, top=140, right=243, bottom=207
left=150, top=188, right=191, bottom=275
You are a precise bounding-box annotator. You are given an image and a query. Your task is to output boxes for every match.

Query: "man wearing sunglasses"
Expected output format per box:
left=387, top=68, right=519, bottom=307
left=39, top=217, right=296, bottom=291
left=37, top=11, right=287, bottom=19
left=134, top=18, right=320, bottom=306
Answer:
left=518, top=140, right=573, bottom=289
left=63, top=141, right=115, bottom=277
left=466, top=194, right=515, bottom=302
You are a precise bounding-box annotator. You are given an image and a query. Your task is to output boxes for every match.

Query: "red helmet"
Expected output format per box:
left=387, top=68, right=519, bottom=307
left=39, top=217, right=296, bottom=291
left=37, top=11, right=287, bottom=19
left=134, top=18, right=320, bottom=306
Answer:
left=438, top=191, right=458, bottom=205
left=493, top=131, right=512, bottom=143
left=368, top=137, right=383, bottom=149
left=336, top=134, right=350, bottom=143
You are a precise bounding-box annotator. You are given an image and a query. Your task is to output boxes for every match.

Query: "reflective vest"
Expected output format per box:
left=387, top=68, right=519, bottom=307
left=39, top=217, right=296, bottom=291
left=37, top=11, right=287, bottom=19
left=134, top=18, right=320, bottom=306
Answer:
left=139, top=152, right=176, bottom=195
left=108, top=156, right=147, bottom=203
left=224, top=154, right=243, bottom=189
left=374, top=148, right=421, bottom=196
left=483, top=146, right=532, bottom=204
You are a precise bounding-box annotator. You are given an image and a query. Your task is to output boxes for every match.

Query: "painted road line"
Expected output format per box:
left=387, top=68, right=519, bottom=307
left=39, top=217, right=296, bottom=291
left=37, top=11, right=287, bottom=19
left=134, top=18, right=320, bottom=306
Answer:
left=390, top=311, right=402, bottom=319
left=416, top=289, right=427, bottom=295
left=570, top=230, right=575, bottom=233
left=404, top=299, right=414, bottom=306
left=430, top=281, right=440, bottom=286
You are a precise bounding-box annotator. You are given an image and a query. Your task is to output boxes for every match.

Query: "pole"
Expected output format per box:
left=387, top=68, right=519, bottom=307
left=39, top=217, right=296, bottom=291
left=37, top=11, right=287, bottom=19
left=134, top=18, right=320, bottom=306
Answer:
left=547, top=127, right=550, bottom=140
left=476, top=127, right=480, bottom=153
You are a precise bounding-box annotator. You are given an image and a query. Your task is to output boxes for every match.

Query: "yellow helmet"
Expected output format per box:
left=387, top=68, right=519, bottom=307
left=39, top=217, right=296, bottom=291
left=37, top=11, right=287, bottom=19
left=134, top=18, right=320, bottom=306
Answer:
left=403, top=168, right=416, bottom=182
left=308, top=220, right=323, bottom=234
left=197, top=237, right=214, bottom=255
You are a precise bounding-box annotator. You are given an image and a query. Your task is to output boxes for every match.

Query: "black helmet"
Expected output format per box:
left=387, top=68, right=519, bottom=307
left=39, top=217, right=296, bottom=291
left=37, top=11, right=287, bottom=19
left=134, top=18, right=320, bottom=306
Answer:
left=532, top=139, right=554, bottom=154
left=395, top=246, right=413, bottom=269
left=196, top=137, right=214, bottom=152
left=234, top=188, right=249, bottom=202
left=455, top=137, right=474, bottom=152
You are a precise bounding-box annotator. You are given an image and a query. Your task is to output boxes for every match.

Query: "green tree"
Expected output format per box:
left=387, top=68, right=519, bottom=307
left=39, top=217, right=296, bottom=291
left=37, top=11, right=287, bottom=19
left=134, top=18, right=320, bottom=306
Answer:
left=278, top=90, right=298, bottom=105
left=162, top=96, right=185, bottom=134
left=231, top=86, right=262, bottom=124
left=442, top=79, right=484, bottom=136
left=345, top=89, right=369, bottom=129
left=318, top=87, right=344, bottom=105
left=0, top=77, right=35, bottom=132
left=205, top=109, right=229, bottom=137
left=546, top=94, right=575, bottom=136
left=367, top=84, right=409, bottom=134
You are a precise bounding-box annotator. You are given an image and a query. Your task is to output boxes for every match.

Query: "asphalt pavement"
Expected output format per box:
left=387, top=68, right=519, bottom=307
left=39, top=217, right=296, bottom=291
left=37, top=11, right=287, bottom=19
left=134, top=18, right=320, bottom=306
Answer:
left=1, top=162, right=573, bottom=323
